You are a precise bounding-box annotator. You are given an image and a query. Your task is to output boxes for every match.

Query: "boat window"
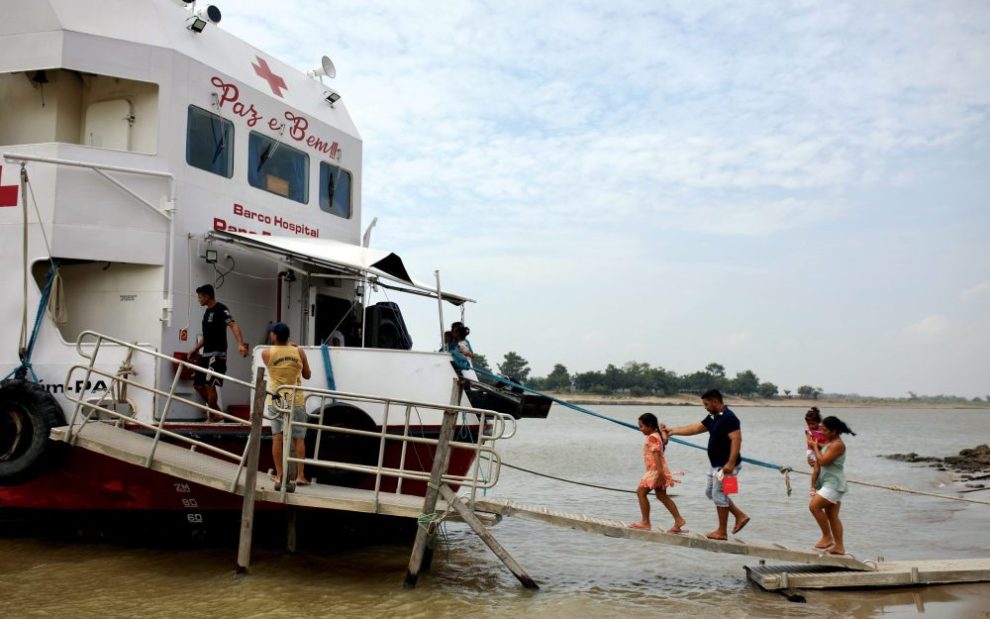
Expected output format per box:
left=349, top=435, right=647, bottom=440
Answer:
left=185, top=106, right=234, bottom=178
left=319, top=162, right=352, bottom=218
left=248, top=132, right=309, bottom=204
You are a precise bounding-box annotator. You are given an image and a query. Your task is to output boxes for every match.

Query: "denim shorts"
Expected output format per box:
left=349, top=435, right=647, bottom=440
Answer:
left=705, top=466, right=740, bottom=507
left=268, top=403, right=308, bottom=439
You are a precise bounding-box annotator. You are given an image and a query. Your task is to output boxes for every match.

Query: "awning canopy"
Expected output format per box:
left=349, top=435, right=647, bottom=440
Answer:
left=206, top=230, right=473, bottom=305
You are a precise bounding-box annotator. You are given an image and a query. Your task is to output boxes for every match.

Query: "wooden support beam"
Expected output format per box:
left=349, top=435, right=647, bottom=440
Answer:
left=236, top=368, right=266, bottom=574
left=404, top=390, right=459, bottom=588
left=439, top=485, right=538, bottom=590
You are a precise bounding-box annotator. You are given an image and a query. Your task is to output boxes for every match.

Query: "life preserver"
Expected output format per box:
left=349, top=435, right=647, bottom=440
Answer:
left=0, top=379, right=65, bottom=485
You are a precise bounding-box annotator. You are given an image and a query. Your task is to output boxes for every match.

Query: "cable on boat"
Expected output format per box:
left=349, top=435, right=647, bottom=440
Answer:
left=7, top=166, right=65, bottom=383
left=472, top=368, right=990, bottom=506
left=787, top=467, right=990, bottom=506
left=502, top=461, right=636, bottom=494
left=473, top=368, right=792, bottom=473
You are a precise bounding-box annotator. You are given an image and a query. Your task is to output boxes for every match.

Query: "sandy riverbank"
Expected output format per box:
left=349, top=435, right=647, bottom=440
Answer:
left=546, top=392, right=990, bottom=410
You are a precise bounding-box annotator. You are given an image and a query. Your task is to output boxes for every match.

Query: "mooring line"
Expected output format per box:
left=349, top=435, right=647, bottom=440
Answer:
left=502, top=461, right=637, bottom=494
left=473, top=368, right=990, bottom=506
left=788, top=468, right=990, bottom=506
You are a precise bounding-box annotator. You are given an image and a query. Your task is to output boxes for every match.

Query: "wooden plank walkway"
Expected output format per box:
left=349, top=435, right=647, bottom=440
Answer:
left=473, top=497, right=873, bottom=571
left=50, top=423, right=438, bottom=519
left=746, top=558, right=990, bottom=590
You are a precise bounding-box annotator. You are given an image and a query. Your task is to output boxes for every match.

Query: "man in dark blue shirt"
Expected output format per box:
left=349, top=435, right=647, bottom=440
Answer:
left=665, top=388, right=750, bottom=540
left=188, top=284, right=249, bottom=421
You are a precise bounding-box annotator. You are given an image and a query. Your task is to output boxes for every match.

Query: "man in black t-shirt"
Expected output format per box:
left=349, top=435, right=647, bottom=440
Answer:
left=664, top=388, right=750, bottom=541
left=188, top=284, right=249, bottom=422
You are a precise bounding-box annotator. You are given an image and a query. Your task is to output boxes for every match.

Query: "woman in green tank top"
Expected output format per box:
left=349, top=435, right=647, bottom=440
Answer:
left=807, top=416, right=856, bottom=556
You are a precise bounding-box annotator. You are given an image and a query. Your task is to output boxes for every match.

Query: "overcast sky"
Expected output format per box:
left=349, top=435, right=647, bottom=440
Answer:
left=222, top=1, right=990, bottom=398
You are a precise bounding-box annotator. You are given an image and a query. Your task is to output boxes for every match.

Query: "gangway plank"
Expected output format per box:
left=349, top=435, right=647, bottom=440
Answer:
left=50, top=423, right=446, bottom=519
left=746, top=558, right=990, bottom=590
left=473, top=497, right=873, bottom=571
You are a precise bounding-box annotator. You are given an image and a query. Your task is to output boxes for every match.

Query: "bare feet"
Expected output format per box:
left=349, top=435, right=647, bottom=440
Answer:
left=827, top=547, right=846, bottom=555
left=628, top=522, right=651, bottom=530
left=294, top=479, right=310, bottom=486
left=705, top=530, right=728, bottom=540
left=814, top=538, right=834, bottom=549
left=732, top=516, right=751, bottom=534
left=667, top=519, right=688, bottom=534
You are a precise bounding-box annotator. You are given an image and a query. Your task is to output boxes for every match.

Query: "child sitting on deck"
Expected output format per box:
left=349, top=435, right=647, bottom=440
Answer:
left=629, top=413, right=686, bottom=533
left=805, top=407, right=827, bottom=497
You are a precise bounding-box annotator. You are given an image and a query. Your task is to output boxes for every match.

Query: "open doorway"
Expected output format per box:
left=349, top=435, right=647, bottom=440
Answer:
left=313, top=293, right=358, bottom=346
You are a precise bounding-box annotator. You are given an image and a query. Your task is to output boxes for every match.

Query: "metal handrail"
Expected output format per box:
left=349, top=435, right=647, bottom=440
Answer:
left=274, top=385, right=515, bottom=507
left=63, top=331, right=515, bottom=506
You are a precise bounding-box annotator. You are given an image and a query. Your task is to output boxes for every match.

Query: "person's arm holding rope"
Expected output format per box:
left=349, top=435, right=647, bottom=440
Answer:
left=662, top=421, right=706, bottom=438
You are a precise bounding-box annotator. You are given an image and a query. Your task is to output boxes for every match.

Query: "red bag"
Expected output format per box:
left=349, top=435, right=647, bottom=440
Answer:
left=721, top=476, right=738, bottom=494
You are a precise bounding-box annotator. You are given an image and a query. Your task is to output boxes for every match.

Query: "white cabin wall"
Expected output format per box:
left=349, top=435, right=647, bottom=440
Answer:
left=36, top=261, right=165, bottom=344
left=52, top=71, right=83, bottom=143
left=0, top=72, right=59, bottom=144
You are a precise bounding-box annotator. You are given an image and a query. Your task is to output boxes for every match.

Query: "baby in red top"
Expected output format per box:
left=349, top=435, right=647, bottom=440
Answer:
left=805, top=407, right=827, bottom=496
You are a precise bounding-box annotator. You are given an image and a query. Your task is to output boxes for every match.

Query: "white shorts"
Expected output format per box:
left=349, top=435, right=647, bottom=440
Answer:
left=817, top=486, right=845, bottom=504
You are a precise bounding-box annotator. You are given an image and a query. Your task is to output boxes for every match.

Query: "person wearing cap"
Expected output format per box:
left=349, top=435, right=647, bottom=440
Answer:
left=189, top=284, right=249, bottom=422
left=263, top=322, right=312, bottom=489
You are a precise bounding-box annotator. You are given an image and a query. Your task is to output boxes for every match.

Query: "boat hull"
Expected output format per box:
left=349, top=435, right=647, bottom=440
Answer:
left=0, top=424, right=480, bottom=512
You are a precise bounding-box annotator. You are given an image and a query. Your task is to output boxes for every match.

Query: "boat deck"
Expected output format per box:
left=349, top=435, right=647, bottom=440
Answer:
left=51, top=422, right=440, bottom=519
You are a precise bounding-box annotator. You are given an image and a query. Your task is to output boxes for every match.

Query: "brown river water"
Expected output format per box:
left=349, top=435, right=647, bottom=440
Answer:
left=2, top=405, right=988, bottom=618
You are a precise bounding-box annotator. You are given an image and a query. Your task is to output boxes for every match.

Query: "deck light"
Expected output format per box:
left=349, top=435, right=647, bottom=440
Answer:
left=187, top=16, right=208, bottom=32
left=323, top=88, right=342, bottom=106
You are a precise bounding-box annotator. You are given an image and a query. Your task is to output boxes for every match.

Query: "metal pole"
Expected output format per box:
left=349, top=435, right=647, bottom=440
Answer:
left=236, top=367, right=266, bottom=574
left=434, top=270, right=444, bottom=351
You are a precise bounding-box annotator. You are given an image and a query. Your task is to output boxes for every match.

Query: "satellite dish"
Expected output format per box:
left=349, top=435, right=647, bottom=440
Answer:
left=320, top=56, right=337, bottom=79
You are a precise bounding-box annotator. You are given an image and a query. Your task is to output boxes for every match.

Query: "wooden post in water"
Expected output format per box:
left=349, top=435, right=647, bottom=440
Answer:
left=404, top=381, right=460, bottom=587
left=439, top=485, right=539, bottom=589
left=236, top=368, right=266, bottom=574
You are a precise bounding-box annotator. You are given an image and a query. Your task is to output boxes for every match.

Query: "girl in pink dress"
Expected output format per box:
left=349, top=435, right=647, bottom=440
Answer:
left=629, top=412, right=687, bottom=533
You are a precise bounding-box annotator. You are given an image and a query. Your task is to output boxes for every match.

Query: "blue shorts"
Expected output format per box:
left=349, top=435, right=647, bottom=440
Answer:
left=268, top=403, right=308, bottom=439
left=705, top=466, right=740, bottom=507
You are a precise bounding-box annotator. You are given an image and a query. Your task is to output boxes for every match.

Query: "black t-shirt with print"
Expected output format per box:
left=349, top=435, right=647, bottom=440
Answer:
left=202, top=302, right=234, bottom=356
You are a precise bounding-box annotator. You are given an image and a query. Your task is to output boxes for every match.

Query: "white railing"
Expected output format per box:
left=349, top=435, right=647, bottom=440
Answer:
left=271, top=385, right=517, bottom=508
left=61, top=331, right=514, bottom=507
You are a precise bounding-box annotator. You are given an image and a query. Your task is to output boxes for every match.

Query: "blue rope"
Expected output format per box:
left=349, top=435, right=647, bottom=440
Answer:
left=320, top=344, right=336, bottom=391
left=473, top=368, right=791, bottom=473
left=4, top=266, right=58, bottom=383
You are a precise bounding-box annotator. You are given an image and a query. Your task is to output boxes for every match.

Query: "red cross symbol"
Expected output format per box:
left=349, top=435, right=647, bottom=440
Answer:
left=252, top=56, right=288, bottom=98
left=0, top=165, right=19, bottom=208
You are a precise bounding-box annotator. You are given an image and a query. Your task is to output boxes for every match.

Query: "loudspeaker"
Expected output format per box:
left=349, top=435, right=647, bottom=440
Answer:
left=364, top=302, right=413, bottom=350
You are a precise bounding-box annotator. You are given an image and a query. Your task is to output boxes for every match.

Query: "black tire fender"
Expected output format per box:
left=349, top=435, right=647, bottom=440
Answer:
left=0, top=379, right=66, bottom=486
left=304, top=403, right=377, bottom=484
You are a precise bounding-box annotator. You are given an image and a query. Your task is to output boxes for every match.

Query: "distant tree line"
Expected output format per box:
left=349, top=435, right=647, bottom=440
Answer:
left=473, top=352, right=988, bottom=403
left=478, top=354, right=802, bottom=398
